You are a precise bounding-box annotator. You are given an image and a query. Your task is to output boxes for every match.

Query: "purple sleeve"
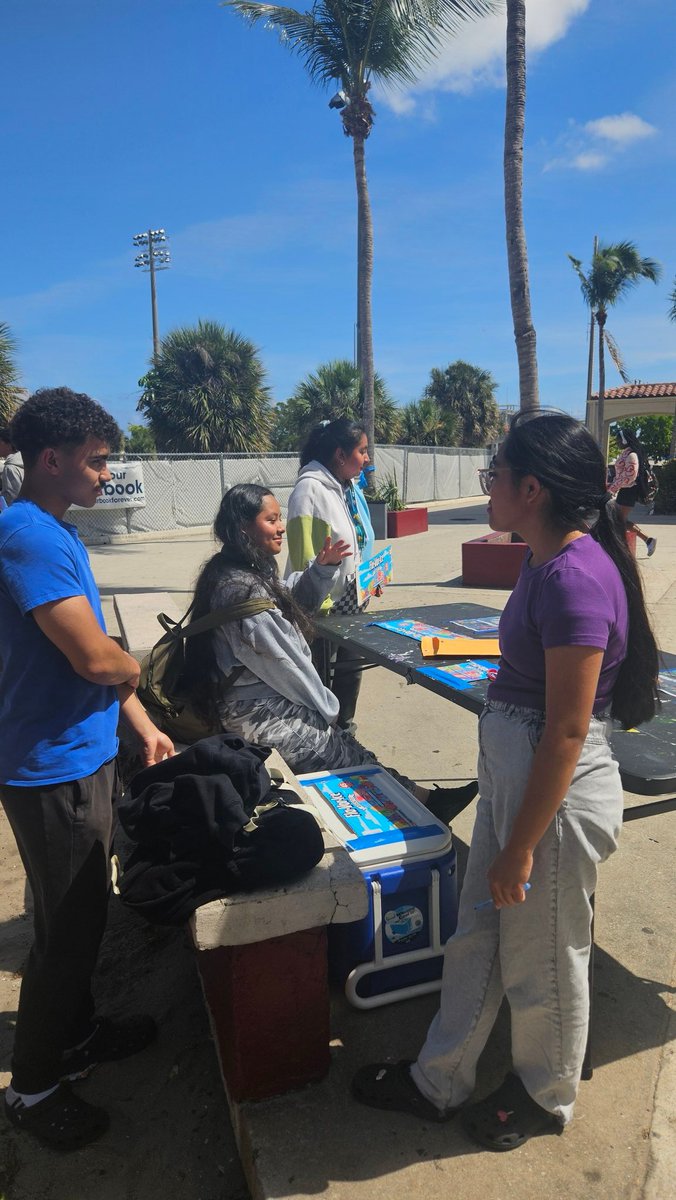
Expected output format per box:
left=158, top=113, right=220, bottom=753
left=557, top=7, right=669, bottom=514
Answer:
left=538, top=566, right=613, bottom=652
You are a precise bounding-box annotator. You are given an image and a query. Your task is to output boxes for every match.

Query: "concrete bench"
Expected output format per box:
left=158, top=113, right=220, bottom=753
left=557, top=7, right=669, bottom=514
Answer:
left=113, top=592, right=368, bottom=1102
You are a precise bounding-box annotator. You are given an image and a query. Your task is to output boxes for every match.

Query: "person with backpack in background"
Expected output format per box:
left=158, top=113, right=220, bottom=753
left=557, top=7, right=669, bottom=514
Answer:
left=608, top=426, right=657, bottom=556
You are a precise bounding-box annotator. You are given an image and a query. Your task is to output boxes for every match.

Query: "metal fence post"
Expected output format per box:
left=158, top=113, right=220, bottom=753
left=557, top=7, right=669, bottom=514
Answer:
left=219, top=454, right=226, bottom=496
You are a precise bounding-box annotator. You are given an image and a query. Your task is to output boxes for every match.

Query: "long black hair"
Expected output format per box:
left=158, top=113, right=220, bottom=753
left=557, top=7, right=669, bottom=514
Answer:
left=502, top=410, right=659, bottom=729
left=181, top=484, right=313, bottom=718
left=300, top=417, right=366, bottom=470
left=617, top=425, right=646, bottom=475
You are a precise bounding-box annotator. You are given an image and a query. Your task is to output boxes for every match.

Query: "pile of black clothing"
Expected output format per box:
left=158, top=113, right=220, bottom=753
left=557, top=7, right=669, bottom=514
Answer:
left=117, top=733, right=325, bottom=925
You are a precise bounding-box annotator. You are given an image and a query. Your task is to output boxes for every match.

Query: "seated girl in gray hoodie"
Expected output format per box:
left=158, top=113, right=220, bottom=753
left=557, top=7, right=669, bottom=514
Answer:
left=180, top=484, right=476, bottom=823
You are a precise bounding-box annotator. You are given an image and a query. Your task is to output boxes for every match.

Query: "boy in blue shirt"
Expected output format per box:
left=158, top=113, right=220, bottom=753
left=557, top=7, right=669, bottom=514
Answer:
left=0, top=388, right=174, bottom=1150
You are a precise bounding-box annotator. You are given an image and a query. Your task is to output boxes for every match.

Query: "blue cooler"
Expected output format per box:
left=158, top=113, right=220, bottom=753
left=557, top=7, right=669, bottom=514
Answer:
left=298, top=765, right=458, bottom=1008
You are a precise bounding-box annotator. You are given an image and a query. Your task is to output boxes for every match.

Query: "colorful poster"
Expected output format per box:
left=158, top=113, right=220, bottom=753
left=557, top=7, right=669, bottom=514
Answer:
left=369, top=617, right=455, bottom=641
left=418, top=658, right=499, bottom=692
left=305, top=768, right=414, bottom=839
left=357, top=545, right=393, bottom=606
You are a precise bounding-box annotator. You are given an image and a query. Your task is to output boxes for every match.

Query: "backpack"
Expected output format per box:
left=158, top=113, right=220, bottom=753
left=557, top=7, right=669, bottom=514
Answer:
left=637, top=460, right=658, bottom=505
left=137, top=597, right=275, bottom=744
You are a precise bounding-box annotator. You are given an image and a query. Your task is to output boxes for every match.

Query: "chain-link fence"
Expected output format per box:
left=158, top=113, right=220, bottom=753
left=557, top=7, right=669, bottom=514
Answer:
left=69, top=446, right=491, bottom=542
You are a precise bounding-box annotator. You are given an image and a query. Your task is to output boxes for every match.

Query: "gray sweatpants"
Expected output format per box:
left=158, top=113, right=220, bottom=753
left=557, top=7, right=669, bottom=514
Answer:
left=219, top=694, right=416, bottom=793
left=412, top=700, right=623, bottom=1125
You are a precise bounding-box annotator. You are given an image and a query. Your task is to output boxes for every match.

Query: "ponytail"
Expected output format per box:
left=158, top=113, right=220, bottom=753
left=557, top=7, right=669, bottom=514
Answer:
left=591, top=500, right=659, bottom=727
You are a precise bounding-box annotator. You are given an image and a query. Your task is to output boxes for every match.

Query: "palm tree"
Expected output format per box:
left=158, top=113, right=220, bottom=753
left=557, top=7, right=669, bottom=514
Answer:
left=504, top=0, right=538, bottom=409
left=398, top=397, right=459, bottom=446
left=224, top=0, right=494, bottom=473
left=423, top=359, right=500, bottom=446
left=137, top=320, right=273, bottom=453
left=0, top=322, right=21, bottom=425
left=272, top=358, right=400, bottom=450
left=568, top=242, right=661, bottom=451
left=669, top=276, right=676, bottom=323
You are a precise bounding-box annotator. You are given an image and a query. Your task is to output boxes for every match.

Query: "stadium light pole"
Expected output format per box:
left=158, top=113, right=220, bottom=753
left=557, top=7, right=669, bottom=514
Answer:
left=133, top=228, right=171, bottom=361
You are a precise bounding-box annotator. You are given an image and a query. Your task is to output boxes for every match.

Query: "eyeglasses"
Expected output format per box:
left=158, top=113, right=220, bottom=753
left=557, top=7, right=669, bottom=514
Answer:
left=477, top=466, right=513, bottom=495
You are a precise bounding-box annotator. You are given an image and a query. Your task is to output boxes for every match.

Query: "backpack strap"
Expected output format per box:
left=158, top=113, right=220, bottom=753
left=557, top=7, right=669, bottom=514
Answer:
left=155, top=597, right=275, bottom=643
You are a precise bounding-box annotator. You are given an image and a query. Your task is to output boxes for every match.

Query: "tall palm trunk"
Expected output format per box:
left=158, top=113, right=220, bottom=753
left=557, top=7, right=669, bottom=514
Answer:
left=596, top=308, right=607, bottom=457
left=504, top=0, right=538, bottom=409
left=353, top=134, right=375, bottom=469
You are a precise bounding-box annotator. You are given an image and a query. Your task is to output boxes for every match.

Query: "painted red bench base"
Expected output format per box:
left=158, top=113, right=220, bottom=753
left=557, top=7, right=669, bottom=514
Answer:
left=195, top=927, right=330, bottom=1102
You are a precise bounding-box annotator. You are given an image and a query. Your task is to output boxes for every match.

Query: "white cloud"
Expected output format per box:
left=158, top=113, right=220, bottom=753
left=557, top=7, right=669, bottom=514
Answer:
left=380, top=0, right=590, bottom=108
left=583, top=113, right=657, bottom=145
left=544, top=112, right=659, bottom=172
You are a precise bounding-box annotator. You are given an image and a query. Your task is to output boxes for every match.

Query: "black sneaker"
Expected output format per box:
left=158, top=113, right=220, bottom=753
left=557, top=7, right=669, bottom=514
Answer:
left=5, top=1083, right=109, bottom=1152
left=62, top=1014, right=157, bottom=1080
left=427, top=781, right=479, bottom=825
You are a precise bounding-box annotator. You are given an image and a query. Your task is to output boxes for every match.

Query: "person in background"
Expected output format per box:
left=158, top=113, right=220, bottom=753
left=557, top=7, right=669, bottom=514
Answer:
left=285, top=418, right=375, bottom=733
left=0, top=425, right=24, bottom=505
left=0, top=389, right=174, bottom=1152
left=179, top=484, right=477, bottom=823
left=608, top=426, right=656, bottom=556
left=353, top=411, right=658, bottom=1151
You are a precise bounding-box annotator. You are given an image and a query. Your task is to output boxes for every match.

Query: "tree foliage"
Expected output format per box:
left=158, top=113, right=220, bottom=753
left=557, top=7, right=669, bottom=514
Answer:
left=125, top=423, right=157, bottom=456
left=271, top=359, right=400, bottom=450
left=423, top=360, right=500, bottom=447
left=568, top=242, right=661, bottom=445
left=0, top=322, right=21, bottom=426
left=669, top=276, right=676, bottom=323
left=397, top=397, right=460, bottom=446
left=137, top=320, right=272, bottom=453
left=609, top=417, right=674, bottom=464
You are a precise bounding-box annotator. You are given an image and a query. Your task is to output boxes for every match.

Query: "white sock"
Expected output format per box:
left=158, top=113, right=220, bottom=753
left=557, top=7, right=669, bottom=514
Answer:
left=6, top=1082, right=60, bottom=1109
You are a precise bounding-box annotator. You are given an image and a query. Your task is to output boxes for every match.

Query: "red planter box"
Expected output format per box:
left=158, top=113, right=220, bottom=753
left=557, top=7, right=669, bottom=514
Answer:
left=462, top=530, right=636, bottom=588
left=462, top=532, right=528, bottom=588
left=387, top=507, right=428, bottom=538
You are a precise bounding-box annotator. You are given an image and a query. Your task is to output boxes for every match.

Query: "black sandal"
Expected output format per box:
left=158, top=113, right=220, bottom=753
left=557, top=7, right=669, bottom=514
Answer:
left=5, top=1084, right=109, bottom=1152
left=461, top=1073, right=563, bottom=1151
left=351, top=1060, right=454, bottom=1123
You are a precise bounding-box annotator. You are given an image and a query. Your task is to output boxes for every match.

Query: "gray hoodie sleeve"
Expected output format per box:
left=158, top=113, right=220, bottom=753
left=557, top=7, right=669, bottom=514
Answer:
left=214, top=605, right=339, bottom=725
left=286, top=556, right=339, bottom=612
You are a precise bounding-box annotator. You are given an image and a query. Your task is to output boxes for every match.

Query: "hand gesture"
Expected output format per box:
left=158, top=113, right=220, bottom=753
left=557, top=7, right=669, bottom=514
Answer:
left=317, top=536, right=352, bottom=566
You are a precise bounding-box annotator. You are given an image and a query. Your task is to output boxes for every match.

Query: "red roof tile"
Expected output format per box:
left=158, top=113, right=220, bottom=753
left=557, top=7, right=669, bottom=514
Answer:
left=591, top=382, right=676, bottom=400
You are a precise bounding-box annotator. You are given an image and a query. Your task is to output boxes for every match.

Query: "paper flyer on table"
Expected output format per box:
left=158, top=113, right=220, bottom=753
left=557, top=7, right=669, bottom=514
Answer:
left=369, top=617, right=455, bottom=641
left=357, top=544, right=393, bottom=606
left=418, top=659, right=500, bottom=692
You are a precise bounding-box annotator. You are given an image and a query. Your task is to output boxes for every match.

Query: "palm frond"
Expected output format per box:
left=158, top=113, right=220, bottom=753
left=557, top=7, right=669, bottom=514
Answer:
left=603, top=329, right=630, bottom=384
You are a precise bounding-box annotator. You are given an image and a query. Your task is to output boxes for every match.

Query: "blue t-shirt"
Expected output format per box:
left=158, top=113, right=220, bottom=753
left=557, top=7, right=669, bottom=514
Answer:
left=0, top=500, right=119, bottom=786
left=487, top=535, right=628, bottom=713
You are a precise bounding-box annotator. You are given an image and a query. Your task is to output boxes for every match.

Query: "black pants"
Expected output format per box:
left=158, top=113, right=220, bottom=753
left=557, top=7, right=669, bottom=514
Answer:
left=0, top=759, right=118, bottom=1093
left=312, top=639, right=364, bottom=729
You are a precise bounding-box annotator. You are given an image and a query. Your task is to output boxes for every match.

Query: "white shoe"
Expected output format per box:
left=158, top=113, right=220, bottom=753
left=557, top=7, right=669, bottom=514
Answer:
left=646, top=537, right=657, bottom=557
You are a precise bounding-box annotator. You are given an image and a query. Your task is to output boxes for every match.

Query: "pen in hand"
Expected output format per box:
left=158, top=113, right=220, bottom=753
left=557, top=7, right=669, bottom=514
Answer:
left=474, top=882, right=531, bottom=910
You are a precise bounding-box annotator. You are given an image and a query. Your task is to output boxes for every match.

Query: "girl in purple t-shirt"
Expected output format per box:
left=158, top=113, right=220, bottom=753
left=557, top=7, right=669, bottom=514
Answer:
left=353, top=411, right=659, bottom=1151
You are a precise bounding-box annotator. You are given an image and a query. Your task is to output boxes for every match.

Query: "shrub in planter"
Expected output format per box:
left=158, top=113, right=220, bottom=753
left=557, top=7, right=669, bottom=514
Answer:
left=654, top=460, right=676, bottom=514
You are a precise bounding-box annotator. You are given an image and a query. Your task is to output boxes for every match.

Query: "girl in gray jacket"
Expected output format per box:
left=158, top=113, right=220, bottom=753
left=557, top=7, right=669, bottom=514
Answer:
left=181, top=485, right=476, bottom=821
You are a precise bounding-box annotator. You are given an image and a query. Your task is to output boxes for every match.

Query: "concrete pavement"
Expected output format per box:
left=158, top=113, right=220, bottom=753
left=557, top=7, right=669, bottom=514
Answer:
left=91, top=497, right=676, bottom=1200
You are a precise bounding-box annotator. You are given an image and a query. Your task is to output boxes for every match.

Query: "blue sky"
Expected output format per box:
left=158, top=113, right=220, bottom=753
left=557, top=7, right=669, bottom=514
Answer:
left=3, top=0, right=675, bottom=434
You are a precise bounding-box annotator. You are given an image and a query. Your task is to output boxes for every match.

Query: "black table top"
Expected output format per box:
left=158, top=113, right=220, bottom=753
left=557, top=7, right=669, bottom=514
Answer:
left=317, top=601, right=676, bottom=797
